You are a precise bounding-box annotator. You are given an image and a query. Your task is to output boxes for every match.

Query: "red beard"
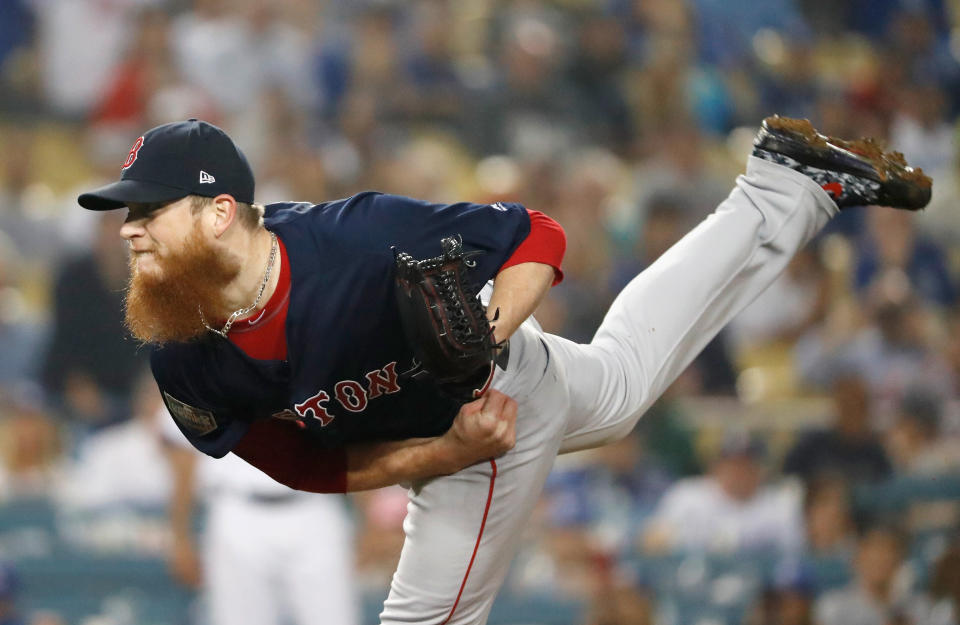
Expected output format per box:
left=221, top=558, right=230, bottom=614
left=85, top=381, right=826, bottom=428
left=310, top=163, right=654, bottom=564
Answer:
left=124, top=227, right=242, bottom=344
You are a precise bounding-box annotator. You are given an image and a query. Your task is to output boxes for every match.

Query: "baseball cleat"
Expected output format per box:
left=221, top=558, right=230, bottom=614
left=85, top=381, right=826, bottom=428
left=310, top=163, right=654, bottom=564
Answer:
left=752, top=115, right=932, bottom=210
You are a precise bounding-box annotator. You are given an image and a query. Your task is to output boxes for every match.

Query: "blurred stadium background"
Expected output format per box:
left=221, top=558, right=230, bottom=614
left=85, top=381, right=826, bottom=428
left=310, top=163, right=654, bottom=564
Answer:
left=0, top=0, right=959, bottom=624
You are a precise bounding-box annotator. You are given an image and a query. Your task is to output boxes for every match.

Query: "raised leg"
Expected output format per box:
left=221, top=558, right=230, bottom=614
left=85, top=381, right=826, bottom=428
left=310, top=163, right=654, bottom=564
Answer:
left=557, top=156, right=837, bottom=452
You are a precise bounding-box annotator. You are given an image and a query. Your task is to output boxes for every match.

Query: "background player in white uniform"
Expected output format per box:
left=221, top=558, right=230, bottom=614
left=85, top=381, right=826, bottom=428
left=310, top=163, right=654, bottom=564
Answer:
left=160, top=414, right=359, bottom=625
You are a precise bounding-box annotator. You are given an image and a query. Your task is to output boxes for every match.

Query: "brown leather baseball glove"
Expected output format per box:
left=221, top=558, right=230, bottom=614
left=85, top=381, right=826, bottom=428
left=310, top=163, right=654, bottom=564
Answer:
left=393, top=236, right=501, bottom=403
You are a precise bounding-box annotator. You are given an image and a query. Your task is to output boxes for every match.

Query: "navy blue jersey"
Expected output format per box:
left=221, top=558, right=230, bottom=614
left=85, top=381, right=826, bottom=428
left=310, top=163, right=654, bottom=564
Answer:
left=153, top=192, right=530, bottom=458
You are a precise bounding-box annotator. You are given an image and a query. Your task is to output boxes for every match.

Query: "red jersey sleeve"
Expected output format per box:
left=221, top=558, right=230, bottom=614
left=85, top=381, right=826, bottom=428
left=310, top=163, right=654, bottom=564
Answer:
left=232, top=419, right=348, bottom=494
left=498, top=209, right=566, bottom=285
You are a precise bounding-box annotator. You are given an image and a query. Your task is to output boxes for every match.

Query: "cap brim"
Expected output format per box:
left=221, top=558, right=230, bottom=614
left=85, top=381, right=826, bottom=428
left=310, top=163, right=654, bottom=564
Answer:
left=77, top=179, right=189, bottom=211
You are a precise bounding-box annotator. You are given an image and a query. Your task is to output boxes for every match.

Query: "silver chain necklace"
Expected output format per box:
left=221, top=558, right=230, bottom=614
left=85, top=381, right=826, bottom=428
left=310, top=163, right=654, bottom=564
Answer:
left=201, top=231, right=278, bottom=338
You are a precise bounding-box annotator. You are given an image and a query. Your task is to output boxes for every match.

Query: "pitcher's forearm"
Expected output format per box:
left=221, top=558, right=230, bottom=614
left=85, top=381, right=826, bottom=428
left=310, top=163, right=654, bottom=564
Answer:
left=488, top=262, right=556, bottom=344
left=345, top=437, right=454, bottom=492
left=345, top=390, right=519, bottom=491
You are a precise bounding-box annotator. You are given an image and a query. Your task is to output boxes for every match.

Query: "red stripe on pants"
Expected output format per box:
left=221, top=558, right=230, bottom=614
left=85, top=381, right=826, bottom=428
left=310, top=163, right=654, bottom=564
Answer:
left=440, top=459, right=498, bottom=624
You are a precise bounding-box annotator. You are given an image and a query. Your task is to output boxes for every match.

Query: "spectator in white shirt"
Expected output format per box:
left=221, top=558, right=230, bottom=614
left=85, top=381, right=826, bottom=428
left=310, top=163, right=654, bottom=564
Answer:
left=642, top=430, right=804, bottom=555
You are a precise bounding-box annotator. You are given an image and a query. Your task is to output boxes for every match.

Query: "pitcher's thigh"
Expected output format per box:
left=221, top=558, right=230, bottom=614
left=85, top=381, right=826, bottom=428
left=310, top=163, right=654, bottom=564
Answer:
left=542, top=335, right=646, bottom=453
left=380, top=389, right=567, bottom=624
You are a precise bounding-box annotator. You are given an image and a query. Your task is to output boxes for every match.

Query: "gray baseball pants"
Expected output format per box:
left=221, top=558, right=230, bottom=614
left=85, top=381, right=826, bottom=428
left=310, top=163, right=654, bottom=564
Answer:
left=379, top=157, right=837, bottom=624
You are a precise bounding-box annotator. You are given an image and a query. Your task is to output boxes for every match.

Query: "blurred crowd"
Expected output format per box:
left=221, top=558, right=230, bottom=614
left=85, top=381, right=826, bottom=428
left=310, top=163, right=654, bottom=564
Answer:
left=0, top=0, right=959, bottom=624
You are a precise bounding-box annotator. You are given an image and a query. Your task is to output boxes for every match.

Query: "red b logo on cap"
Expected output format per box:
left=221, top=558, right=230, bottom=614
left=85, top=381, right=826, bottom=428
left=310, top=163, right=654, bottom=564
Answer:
left=122, top=136, right=144, bottom=170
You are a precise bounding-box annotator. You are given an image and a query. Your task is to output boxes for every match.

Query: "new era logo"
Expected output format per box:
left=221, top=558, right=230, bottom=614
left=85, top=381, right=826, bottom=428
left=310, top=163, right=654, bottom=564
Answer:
left=199, top=170, right=216, bottom=184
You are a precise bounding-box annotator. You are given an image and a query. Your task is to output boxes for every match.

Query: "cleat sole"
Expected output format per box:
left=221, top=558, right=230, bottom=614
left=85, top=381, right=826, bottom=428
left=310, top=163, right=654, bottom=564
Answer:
left=756, top=115, right=932, bottom=210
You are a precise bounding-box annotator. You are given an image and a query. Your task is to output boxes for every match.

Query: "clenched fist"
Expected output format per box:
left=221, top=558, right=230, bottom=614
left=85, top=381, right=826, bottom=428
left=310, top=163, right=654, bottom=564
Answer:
left=440, top=390, right=518, bottom=470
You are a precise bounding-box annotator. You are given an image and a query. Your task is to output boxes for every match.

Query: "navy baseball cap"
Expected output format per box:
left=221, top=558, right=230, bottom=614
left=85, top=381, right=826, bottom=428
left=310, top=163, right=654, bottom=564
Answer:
left=78, top=119, right=255, bottom=211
